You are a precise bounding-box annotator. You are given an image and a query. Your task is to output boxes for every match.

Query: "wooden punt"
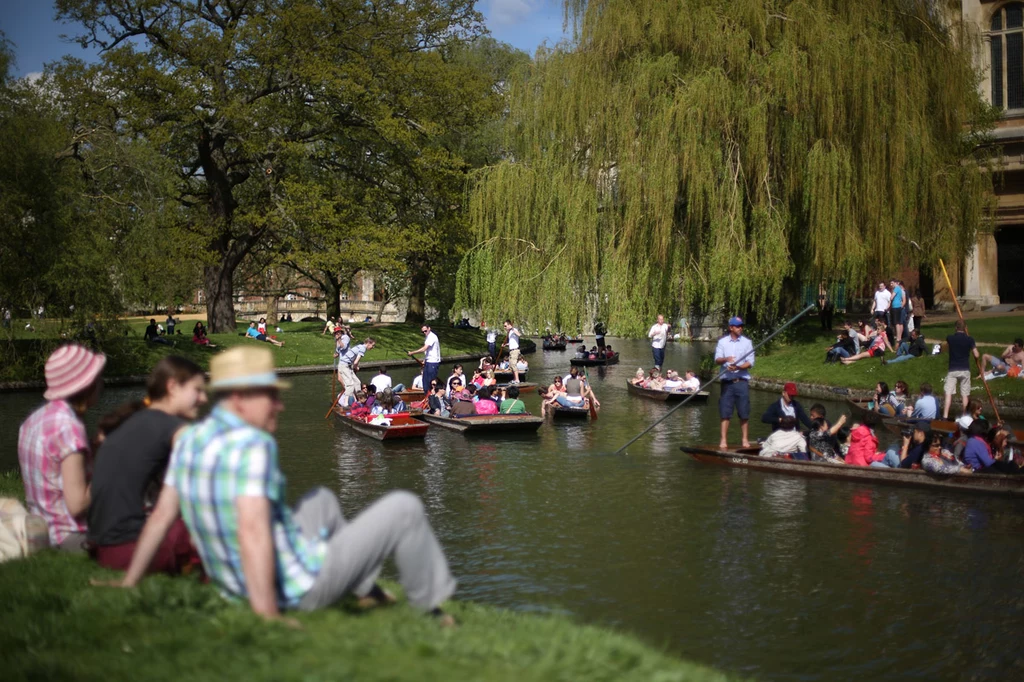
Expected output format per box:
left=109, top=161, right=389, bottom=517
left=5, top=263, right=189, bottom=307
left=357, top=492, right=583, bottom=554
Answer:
left=542, top=338, right=568, bottom=351
left=566, top=337, right=583, bottom=344
left=492, top=369, right=529, bottom=382
left=397, top=389, right=427, bottom=403
left=681, top=445, right=1024, bottom=498
left=570, top=354, right=620, bottom=367
left=625, top=381, right=709, bottom=403
left=493, top=381, right=538, bottom=392
left=549, top=403, right=591, bottom=419
left=334, top=410, right=429, bottom=441
left=413, top=413, right=544, bottom=434
left=844, top=398, right=959, bottom=435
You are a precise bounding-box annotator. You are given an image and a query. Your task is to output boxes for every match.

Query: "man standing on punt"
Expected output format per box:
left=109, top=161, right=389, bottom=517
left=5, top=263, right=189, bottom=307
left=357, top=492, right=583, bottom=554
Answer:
left=715, top=316, right=755, bottom=450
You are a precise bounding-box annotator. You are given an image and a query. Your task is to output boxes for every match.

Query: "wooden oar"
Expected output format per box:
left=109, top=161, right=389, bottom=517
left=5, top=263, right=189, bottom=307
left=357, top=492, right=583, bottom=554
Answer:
left=938, top=259, right=1001, bottom=423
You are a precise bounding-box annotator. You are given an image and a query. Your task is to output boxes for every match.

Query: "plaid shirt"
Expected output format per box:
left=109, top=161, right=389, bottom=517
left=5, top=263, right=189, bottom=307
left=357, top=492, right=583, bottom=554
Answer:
left=165, top=406, right=325, bottom=608
left=17, top=400, right=89, bottom=545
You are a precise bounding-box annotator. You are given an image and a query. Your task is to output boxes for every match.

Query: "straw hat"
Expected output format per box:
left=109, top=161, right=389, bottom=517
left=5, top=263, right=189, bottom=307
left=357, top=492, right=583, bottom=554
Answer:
left=209, top=347, right=291, bottom=392
left=43, top=344, right=106, bottom=401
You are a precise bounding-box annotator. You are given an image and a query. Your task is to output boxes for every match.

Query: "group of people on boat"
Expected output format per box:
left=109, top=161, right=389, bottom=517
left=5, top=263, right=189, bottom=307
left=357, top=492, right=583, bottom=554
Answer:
left=539, top=367, right=600, bottom=416
left=630, top=367, right=700, bottom=393
left=14, top=343, right=457, bottom=624
left=425, top=381, right=526, bottom=418
left=753, top=381, right=1022, bottom=474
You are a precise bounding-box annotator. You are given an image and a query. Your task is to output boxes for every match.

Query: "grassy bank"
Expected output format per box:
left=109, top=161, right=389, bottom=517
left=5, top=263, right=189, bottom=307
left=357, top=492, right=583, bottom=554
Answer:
left=0, top=472, right=727, bottom=682
left=0, top=321, right=494, bottom=384
left=754, top=318, right=1024, bottom=402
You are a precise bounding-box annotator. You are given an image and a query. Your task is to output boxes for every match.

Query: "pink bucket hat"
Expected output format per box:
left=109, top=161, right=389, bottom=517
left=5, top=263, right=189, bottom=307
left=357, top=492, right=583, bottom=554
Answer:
left=43, top=344, right=106, bottom=401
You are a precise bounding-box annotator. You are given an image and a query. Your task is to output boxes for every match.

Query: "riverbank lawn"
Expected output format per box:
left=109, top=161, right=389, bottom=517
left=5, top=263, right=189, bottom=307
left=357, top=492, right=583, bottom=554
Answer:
left=0, top=321, right=492, bottom=383
left=920, top=316, right=1024, bottom=343
left=754, top=320, right=1024, bottom=402
left=0, top=476, right=725, bottom=682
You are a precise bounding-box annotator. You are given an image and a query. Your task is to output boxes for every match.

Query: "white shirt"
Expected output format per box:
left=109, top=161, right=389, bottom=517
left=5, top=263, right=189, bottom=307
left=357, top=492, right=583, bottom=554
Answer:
left=873, top=289, right=892, bottom=313
left=423, top=331, right=441, bottom=363
left=486, top=330, right=497, bottom=343
left=648, top=323, right=670, bottom=349
left=760, top=431, right=807, bottom=458
left=779, top=398, right=795, bottom=418
left=663, top=378, right=683, bottom=390
left=682, top=376, right=701, bottom=391
left=508, top=328, right=520, bottom=350
left=370, top=374, right=392, bottom=393
left=412, top=374, right=424, bottom=390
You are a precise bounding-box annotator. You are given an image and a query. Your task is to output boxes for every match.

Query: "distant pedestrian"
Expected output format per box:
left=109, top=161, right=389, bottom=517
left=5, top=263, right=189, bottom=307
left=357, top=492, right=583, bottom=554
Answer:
left=485, top=327, right=497, bottom=361
left=166, top=313, right=176, bottom=337
left=647, top=314, right=670, bottom=369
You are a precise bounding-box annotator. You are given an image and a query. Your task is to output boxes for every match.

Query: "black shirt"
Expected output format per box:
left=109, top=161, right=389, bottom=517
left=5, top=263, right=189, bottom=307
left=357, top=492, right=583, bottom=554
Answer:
left=946, top=332, right=976, bottom=372
left=88, top=409, right=184, bottom=546
left=907, top=335, right=927, bottom=357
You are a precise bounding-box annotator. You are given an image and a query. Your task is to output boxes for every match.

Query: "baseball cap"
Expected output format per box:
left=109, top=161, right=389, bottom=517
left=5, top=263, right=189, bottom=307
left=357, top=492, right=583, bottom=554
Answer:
left=783, top=382, right=798, bottom=397
left=728, top=316, right=744, bottom=327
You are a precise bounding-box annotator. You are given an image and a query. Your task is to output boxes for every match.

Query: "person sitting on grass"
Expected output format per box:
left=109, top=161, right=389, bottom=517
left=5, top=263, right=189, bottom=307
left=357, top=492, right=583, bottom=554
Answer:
left=910, top=382, right=939, bottom=419
left=758, top=416, right=807, bottom=459
left=841, top=321, right=891, bottom=365
left=99, top=347, right=457, bottom=626
left=88, top=356, right=206, bottom=574
left=845, top=412, right=886, bottom=467
left=192, top=321, right=216, bottom=348
left=18, top=344, right=106, bottom=552
left=499, top=385, right=528, bottom=414
left=887, top=328, right=926, bottom=364
left=246, top=321, right=284, bottom=347
left=977, top=338, right=1024, bottom=378
left=144, top=319, right=172, bottom=346
left=825, top=328, right=857, bottom=363
left=321, top=317, right=337, bottom=335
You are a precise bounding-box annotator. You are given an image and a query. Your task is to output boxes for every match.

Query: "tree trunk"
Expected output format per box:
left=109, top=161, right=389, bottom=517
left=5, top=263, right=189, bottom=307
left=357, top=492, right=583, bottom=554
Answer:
left=204, top=262, right=237, bottom=333
left=323, top=275, right=342, bottom=322
left=406, top=262, right=428, bottom=323
left=266, top=294, right=280, bottom=325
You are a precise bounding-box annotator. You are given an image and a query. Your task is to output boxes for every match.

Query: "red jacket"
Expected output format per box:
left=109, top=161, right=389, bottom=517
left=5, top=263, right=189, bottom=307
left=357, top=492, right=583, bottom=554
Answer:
left=845, top=425, right=884, bottom=466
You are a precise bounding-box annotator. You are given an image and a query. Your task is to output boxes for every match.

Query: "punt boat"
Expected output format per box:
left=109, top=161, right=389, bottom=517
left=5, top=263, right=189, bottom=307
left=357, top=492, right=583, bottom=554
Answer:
left=413, top=413, right=544, bottom=434
left=570, top=353, right=620, bottom=367
left=625, top=381, right=709, bottom=403
left=334, top=409, right=429, bottom=441
left=680, top=445, right=1024, bottom=498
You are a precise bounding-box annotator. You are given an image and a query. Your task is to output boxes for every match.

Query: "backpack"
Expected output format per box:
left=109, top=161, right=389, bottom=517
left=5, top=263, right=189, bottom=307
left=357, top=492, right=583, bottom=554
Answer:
left=0, top=498, right=49, bottom=562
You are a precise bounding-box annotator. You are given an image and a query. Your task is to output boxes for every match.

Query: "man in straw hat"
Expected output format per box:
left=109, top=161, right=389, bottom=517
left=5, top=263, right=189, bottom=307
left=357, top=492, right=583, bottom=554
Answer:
left=104, top=346, right=456, bottom=625
left=18, top=343, right=106, bottom=551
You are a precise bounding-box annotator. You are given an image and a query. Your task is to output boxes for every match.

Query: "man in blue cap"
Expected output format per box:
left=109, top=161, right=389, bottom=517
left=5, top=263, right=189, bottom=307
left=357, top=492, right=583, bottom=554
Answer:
left=715, top=316, right=755, bottom=449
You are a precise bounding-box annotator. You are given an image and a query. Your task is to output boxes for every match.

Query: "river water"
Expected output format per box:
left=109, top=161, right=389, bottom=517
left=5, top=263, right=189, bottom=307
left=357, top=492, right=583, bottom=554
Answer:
left=1, top=338, right=1021, bottom=680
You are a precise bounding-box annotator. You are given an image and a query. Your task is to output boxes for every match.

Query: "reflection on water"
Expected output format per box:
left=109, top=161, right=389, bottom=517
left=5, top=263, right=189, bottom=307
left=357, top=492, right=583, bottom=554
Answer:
left=1, top=338, right=1022, bottom=680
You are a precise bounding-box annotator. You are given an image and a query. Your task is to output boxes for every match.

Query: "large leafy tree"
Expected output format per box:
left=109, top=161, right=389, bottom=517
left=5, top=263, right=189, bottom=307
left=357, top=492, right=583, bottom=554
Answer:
left=457, top=0, right=997, bottom=334
left=58, top=0, right=484, bottom=331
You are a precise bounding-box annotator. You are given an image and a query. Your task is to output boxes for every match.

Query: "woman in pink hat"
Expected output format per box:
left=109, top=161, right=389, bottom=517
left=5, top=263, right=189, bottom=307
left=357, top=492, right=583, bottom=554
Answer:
left=17, top=343, right=106, bottom=551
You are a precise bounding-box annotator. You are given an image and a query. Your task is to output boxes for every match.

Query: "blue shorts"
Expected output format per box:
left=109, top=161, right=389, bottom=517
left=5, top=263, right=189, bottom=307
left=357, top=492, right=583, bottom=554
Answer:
left=718, top=380, right=750, bottom=420
left=991, top=357, right=1009, bottom=373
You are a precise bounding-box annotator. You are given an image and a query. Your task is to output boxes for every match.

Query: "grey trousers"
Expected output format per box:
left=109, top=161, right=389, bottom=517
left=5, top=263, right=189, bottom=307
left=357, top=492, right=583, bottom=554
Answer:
left=59, top=531, right=87, bottom=553
left=293, top=487, right=456, bottom=612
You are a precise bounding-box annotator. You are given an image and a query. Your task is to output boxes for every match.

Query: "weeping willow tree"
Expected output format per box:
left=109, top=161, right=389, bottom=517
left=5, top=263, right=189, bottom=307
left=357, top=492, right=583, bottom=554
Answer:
left=456, top=0, right=996, bottom=334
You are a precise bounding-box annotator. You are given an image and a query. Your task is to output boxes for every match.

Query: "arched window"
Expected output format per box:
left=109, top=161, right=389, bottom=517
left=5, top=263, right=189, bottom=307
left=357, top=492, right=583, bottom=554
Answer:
left=991, top=2, right=1024, bottom=110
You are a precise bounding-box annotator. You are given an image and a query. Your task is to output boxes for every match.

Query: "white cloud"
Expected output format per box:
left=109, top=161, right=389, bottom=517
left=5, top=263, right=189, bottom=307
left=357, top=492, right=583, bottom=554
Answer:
left=487, top=0, right=537, bottom=27
left=23, top=71, right=43, bottom=84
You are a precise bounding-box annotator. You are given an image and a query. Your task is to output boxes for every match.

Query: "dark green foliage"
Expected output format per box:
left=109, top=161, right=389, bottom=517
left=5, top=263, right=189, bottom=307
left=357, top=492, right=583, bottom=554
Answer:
left=458, top=1, right=997, bottom=334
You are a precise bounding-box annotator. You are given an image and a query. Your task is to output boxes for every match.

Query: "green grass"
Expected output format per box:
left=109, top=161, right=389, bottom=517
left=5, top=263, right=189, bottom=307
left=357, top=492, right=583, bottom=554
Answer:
left=754, top=319, right=1024, bottom=402
left=920, top=316, right=1024, bottom=344
left=0, top=321, right=495, bottom=383
left=0, top=472, right=727, bottom=682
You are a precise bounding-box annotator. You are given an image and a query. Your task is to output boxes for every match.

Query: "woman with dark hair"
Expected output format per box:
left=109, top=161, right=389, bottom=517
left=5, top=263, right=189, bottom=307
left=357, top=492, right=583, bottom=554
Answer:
left=922, top=432, right=972, bottom=475
left=18, top=344, right=106, bottom=551
left=962, top=418, right=997, bottom=472
left=88, top=356, right=207, bottom=573
left=759, top=416, right=807, bottom=459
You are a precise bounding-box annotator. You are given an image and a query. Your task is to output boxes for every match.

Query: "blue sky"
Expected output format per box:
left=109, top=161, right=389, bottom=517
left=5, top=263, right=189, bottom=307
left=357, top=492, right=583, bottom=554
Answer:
left=0, top=0, right=569, bottom=79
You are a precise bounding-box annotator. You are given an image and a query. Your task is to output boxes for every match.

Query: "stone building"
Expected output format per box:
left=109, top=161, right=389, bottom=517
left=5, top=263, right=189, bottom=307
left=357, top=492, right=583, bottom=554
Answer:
left=958, top=1, right=1024, bottom=306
